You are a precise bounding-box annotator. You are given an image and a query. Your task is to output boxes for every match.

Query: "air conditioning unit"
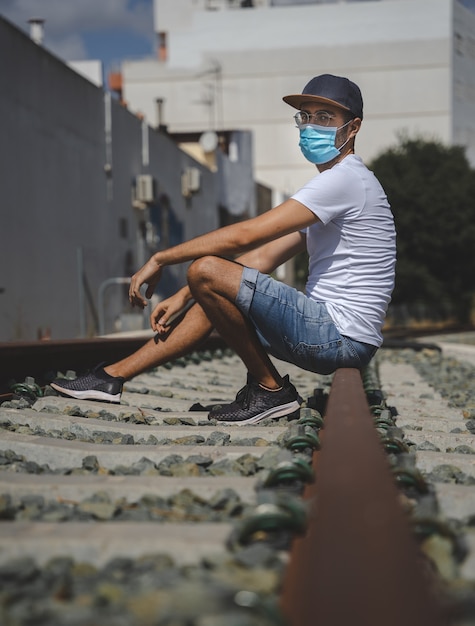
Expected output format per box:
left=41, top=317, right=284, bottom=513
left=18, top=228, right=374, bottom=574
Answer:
left=205, top=0, right=224, bottom=9
left=135, top=175, right=155, bottom=203
left=181, top=167, right=201, bottom=198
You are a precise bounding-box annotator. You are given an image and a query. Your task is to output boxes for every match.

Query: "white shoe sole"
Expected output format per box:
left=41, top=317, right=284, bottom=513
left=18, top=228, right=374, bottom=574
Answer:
left=214, top=399, right=300, bottom=425
left=50, top=382, right=121, bottom=404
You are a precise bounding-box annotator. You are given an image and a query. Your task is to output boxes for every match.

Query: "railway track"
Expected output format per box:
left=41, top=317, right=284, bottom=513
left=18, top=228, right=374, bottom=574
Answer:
left=1, top=336, right=475, bottom=624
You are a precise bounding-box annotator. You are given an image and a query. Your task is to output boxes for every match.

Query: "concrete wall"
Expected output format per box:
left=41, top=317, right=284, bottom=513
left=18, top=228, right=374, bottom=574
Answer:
left=122, top=0, right=470, bottom=195
left=0, top=16, right=221, bottom=342
left=453, top=1, right=475, bottom=164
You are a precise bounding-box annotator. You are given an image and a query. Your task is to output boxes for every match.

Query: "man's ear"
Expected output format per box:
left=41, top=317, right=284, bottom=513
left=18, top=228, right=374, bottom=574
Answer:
left=349, top=118, right=362, bottom=137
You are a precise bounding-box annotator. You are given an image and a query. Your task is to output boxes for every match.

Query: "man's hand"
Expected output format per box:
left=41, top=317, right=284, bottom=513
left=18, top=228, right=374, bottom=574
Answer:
left=128, top=256, right=163, bottom=309
left=150, top=290, right=194, bottom=335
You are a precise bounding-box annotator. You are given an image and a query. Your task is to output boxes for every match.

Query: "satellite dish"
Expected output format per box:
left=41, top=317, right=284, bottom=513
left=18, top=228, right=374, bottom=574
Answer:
left=199, top=131, right=218, bottom=153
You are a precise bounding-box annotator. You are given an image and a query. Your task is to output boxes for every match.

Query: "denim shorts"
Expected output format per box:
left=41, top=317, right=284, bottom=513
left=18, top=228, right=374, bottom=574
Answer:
left=235, top=267, right=378, bottom=375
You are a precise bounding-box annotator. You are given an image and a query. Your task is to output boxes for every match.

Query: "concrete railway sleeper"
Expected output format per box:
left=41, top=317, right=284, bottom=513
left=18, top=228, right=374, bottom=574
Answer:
left=0, top=338, right=475, bottom=624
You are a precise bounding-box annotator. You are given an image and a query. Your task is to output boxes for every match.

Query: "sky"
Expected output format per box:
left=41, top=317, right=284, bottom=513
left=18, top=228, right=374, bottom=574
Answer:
left=0, top=0, right=156, bottom=73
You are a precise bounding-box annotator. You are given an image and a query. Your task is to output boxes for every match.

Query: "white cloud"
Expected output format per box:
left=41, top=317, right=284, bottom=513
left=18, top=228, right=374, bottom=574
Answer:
left=0, top=0, right=154, bottom=60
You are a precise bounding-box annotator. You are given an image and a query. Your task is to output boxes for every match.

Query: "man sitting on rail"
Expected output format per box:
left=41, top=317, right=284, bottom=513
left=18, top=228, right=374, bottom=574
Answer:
left=52, top=74, right=396, bottom=424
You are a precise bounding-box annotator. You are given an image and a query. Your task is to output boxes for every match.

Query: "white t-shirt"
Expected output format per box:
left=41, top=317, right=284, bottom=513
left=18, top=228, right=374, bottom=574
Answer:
left=291, top=154, right=396, bottom=347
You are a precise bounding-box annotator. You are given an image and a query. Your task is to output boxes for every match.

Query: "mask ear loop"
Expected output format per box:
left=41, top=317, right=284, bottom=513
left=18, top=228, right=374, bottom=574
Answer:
left=335, top=119, right=355, bottom=153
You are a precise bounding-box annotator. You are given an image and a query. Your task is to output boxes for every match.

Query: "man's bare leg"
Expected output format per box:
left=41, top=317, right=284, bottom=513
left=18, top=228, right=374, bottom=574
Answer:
left=187, top=256, right=283, bottom=390
left=104, top=303, right=213, bottom=380
left=50, top=256, right=293, bottom=411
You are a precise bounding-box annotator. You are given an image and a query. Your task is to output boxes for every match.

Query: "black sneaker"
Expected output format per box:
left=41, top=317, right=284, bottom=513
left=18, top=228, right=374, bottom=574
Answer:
left=50, top=365, right=125, bottom=404
left=208, top=374, right=300, bottom=425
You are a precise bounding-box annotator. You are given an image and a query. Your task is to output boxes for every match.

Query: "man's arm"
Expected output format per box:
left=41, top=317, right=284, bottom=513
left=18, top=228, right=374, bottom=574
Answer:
left=236, top=230, right=307, bottom=274
left=149, top=231, right=307, bottom=331
left=129, top=198, right=316, bottom=307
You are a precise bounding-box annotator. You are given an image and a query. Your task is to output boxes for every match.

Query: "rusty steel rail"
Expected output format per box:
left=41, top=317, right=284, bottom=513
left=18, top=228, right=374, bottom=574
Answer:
left=281, top=368, right=448, bottom=626
left=2, top=322, right=469, bottom=392
left=0, top=333, right=227, bottom=394
left=0, top=338, right=459, bottom=623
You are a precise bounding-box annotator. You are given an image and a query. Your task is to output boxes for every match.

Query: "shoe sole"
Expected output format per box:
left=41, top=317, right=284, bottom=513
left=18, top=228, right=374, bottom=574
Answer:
left=50, top=383, right=121, bottom=404
left=213, top=400, right=300, bottom=425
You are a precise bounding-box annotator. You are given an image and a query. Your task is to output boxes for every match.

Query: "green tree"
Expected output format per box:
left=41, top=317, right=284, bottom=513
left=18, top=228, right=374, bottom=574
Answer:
left=369, top=136, right=475, bottom=324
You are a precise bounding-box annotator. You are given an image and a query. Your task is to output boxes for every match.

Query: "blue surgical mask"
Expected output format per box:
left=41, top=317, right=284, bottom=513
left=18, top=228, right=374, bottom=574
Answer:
left=298, top=121, right=352, bottom=165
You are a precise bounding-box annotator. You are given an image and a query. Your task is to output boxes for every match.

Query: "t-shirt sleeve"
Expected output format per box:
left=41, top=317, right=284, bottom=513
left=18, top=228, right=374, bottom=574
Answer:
left=291, top=165, right=365, bottom=225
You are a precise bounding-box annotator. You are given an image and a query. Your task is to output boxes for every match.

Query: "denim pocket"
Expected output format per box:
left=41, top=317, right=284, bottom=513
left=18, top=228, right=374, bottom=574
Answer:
left=338, top=336, right=377, bottom=369
left=284, top=336, right=343, bottom=375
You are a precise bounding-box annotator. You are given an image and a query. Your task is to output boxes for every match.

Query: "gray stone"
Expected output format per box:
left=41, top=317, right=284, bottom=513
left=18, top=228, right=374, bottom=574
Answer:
left=185, top=455, right=213, bottom=467
left=428, top=464, right=471, bottom=484
left=20, top=494, right=45, bottom=508
left=209, top=459, right=246, bottom=477
left=235, top=454, right=259, bottom=476
left=168, top=462, right=202, bottom=477
left=173, top=435, right=206, bottom=445
left=130, top=457, right=160, bottom=476
left=449, top=445, right=475, bottom=455
left=0, top=493, right=15, bottom=520
left=208, top=488, right=241, bottom=512
left=0, top=556, right=39, bottom=584
left=416, top=440, right=441, bottom=452
left=465, top=419, right=475, bottom=434
left=82, top=455, right=100, bottom=472
left=206, top=431, right=231, bottom=446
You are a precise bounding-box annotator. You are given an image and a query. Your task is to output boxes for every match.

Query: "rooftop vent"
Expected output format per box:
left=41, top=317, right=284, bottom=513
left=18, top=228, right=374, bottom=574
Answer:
left=28, top=18, right=45, bottom=45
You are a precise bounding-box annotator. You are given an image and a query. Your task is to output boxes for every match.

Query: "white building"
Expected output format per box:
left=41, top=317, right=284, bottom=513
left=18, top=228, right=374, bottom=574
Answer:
left=120, top=0, right=475, bottom=197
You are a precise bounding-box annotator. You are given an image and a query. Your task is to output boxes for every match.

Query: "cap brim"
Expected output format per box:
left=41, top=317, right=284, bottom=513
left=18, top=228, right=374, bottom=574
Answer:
left=283, top=93, right=351, bottom=112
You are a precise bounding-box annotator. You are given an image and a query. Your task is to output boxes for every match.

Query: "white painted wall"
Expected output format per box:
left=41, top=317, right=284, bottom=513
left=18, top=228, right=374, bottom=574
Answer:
left=122, top=0, right=475, bottom=195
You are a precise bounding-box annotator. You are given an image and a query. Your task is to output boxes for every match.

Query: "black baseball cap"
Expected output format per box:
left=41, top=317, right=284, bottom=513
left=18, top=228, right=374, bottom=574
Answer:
left=283, top=74, right=363, bottom=120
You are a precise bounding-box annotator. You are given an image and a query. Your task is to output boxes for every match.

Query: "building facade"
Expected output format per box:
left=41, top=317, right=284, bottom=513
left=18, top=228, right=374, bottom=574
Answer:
left=120, top=0, right=475, bottom=197
left=0, top=16, right=258, bottom=341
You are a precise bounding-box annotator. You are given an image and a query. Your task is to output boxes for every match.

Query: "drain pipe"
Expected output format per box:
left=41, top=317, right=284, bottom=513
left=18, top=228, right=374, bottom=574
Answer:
left=98, top=277, right=131, bottom=336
